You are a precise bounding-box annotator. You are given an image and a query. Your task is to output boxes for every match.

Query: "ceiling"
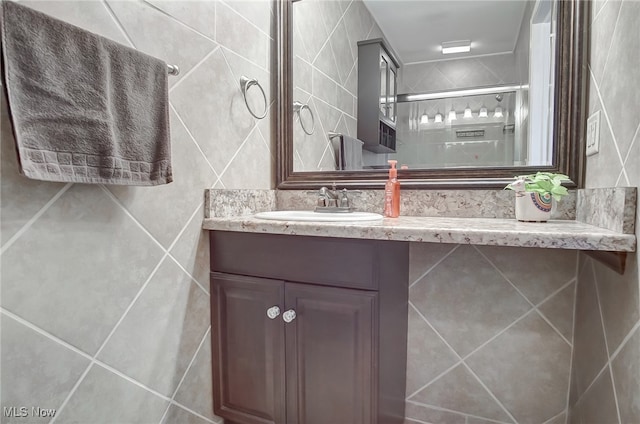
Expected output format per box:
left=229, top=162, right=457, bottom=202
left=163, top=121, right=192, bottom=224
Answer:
left=361, top=0, right=529, bottom=64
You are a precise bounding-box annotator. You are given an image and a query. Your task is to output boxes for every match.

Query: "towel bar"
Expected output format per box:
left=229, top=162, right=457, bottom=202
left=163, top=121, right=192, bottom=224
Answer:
left=240, top=76, right=268, bottom=119
left=167, top=64, right=180, bottom=76
left=293, top=101, right=315, bottom=135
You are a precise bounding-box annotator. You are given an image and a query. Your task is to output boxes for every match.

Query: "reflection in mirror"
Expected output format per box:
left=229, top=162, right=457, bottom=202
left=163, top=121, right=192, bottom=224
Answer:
left=291, top=0, right=557, bottom=173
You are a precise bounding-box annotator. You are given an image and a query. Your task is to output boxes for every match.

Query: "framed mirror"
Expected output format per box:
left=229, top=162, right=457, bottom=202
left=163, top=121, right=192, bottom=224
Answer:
left=275, top=0, right=588, bottom=189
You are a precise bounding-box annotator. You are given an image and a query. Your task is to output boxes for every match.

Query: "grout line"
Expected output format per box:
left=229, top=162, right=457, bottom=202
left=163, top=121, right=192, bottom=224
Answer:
left=93, top=359, right=173, bottom=401
left=460, top=361, right=519, bottom=424
left=2, top=254, right=208, bottom=423
left=407, top=302, right=522, bottom=424
left=102, top=0, right=136, bottom=48
left=293, top=11, right=313, bottom=65
left=93, top=255, right=169, bottom=360
left=565, top=271, right=579, bottom=417
left=459, top=314, right=536, bottom=365
left=215, top=125, right=261, bottom=181
left=0, top=183, right=72, bottom=256
left=574, top=357, right=609, bottom=409
left=542, top=409, right=566, bottom=424
left=219, top=45, right=270, bottom=82
left=310, top=1, right=348, bottom=66
left=49, top=363, right=95, bottom=424
left=475, top=246, right=572, bottom=346
left=615, top=169, right=625, bottom=187
left=168, top=46, right=221, bottom=94
left=99, top=185, right=165, bottom=251
left=405, top=302, right=463, bottom=399
left=158, top=327, right=212, bottom=424
left=0, top=308, right=93, bottom=362
left=609, top=320, right=640, bottom=362
left=406, top=399, right=512, bottom=424
left=141, top=0, right=217, bottom=44
left=168, top=102, right=220, bottom=179
left=219, top=0, right=272, bottom=41
left=166, top=201, right=204, bottom=253
left=408, top=244, right=460, bottom=288
left=591, top=261, right=623, bottom=424
left=404, top=418, right=430, bottom=424
left=171, top=327, right=210, bottom=399
left=596, top=0, right=623, bottom=87
left=167, top=401, right=218, bottom=424
left=100, top=185, right=209, bottom=296
left=315, top=141, right=334, bottom=170
left=622, top=122, right=640, bottom=168
left=215, top=4, right=270, bottom=72
left=311, top=94, right=357, bottom=121
left=592, top=0, right=611, bottom=23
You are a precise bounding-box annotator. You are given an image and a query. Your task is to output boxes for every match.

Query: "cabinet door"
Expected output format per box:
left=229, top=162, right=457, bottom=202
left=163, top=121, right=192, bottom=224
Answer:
left=388, top=66, right=397, bottom=123
left=211, top=273, right=286, bottom=424
left=379, top=55, right=389, bottom=117
left=284, top=283, right=377, bottom=424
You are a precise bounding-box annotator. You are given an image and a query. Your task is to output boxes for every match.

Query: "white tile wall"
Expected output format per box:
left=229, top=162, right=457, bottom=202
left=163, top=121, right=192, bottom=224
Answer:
left=0, top=1, right=273, bottom=422
left=569, top=0, right=640, bottom=422
left=292, top=0, right=381, bottom=171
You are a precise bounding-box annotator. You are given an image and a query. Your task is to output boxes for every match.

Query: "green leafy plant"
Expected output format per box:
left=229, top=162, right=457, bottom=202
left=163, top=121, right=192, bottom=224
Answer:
left=505, top=172, right=569, bottom=201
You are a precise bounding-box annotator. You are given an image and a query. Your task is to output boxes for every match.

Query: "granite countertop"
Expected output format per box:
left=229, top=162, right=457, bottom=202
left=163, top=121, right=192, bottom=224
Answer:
left=202, top=215, right=636, bottom=252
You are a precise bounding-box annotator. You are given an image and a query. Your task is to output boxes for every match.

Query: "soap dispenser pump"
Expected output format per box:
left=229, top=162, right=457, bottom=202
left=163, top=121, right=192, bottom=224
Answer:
left=383, top=160, right=400, bottom=218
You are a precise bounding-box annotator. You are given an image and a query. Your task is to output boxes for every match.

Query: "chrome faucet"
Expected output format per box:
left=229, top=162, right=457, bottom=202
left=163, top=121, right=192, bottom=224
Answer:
left=312, top=184, right=355, bottom=213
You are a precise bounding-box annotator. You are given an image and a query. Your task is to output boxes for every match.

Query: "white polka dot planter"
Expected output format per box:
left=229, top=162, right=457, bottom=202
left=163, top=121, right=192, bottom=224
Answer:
left=515, top=191, right=553, bottom=222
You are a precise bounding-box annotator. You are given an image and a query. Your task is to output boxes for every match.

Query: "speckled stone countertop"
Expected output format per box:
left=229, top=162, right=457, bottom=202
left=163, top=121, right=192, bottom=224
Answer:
left=202, top=216, right=636, bottom=252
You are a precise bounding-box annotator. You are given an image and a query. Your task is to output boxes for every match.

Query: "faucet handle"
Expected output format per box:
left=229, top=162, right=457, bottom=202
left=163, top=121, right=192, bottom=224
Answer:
left=338, top=189, right=350, bottom=208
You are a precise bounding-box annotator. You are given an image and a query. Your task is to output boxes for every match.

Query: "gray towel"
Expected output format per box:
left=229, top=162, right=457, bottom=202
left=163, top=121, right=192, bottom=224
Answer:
left=0, top=1, right=172, bottom=185
left=341, top=135, right=363, bottom=170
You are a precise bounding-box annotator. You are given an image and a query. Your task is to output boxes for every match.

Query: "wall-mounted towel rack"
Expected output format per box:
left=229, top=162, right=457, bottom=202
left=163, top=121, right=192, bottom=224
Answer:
left=240, top=76, right=268, bottom=119
left=167, top=64, right=180, bottom=76
left=293, top=101, right=314, bottom=135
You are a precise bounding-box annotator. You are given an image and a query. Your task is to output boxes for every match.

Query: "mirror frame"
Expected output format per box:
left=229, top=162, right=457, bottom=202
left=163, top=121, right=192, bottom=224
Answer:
left=275, top=0, right=588, bottom=189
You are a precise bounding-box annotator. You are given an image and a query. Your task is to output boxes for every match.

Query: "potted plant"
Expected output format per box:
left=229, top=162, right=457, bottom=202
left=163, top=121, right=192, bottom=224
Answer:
left=505, top=172, right=569, bottom=222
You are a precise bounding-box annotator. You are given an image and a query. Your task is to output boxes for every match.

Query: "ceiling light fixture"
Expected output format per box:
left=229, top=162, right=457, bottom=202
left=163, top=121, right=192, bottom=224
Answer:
left=442, top=40, right=471, bottom=55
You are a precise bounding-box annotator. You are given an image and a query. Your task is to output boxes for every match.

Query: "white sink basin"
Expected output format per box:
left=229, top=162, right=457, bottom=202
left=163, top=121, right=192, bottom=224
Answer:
left=254, top=210, right=384, bottom=222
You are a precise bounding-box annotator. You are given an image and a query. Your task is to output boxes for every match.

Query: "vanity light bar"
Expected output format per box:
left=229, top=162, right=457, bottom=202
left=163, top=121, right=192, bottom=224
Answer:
left=397, top=84, right=523, bottom=103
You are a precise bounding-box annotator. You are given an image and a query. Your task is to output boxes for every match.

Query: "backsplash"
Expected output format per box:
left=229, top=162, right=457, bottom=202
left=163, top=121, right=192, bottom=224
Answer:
left=275, top=189, right=577, bottom=220
left=1, top=1, right=273, bottom=422
left=569, top=0, right=640, bottom=422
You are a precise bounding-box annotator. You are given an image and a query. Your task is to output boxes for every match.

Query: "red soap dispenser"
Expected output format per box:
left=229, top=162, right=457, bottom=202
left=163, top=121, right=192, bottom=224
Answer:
left=383, top=160, right=400, bottom=218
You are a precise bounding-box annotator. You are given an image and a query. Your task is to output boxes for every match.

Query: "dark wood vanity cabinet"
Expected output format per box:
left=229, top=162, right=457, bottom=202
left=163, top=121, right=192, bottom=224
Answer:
left=209, top=232, right=409, bottom=424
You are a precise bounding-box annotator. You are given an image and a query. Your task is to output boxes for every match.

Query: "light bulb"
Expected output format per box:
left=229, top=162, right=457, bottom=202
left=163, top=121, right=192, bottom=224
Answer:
left=479, top=106, right=488, bottom=118
left=420, top=113, right=429, bottom=124
left=494, top=106, right=503, bottom=118
left=434, top=113, right=443, bottom=123
left=448, top=109, right=457, bottom=121
left=463, top=106, right=473, bottom=119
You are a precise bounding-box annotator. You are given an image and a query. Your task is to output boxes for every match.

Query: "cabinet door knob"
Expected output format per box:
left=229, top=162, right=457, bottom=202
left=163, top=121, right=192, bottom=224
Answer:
left=266, top=306, right=281, bottom=319
left=282, top=309, right=296, bottom=323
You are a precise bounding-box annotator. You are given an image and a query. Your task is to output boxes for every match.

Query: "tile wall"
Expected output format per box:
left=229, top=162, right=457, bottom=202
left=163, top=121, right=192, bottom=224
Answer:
left=404, top=243, right=577, bottom=424
left=568, top=0, right=640, bottom=422
left=0, top=1, right=273, bottom=423
left=292, top=0, right=382, bottom=171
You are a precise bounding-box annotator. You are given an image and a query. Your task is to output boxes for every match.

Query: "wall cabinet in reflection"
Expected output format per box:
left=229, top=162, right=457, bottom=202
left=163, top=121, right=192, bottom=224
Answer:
left=358, top=38, right=399, bottom=153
